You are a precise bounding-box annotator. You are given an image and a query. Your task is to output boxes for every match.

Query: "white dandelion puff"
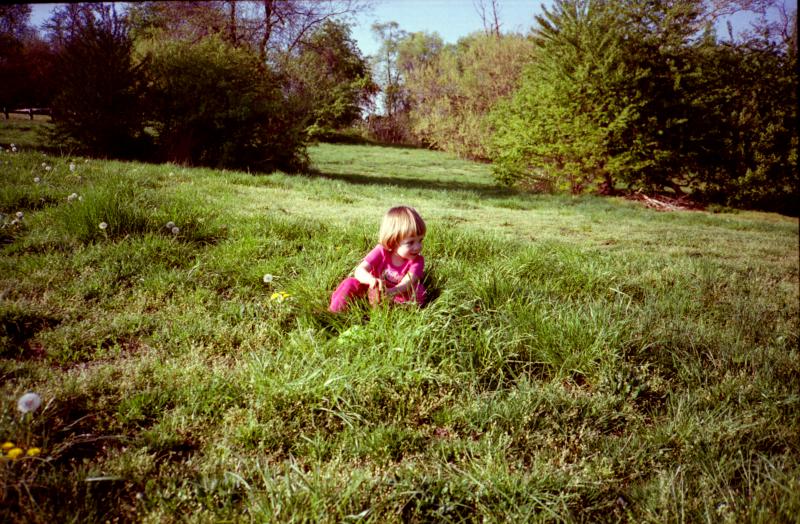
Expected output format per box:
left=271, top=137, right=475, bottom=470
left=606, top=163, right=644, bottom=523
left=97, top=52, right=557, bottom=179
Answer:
left=262, top=274, right=274, bottom=284
left=171, top=226, right=180, bottom=235
left=17, top=392, right=42, bottom=414
left=69, top=163, right=76, bottom=172
left=67, top=193, right=78, bottom=202
left=166, top=221, right=175, bottom=229
left=45, top=165, right=51, bottom=171
left=99, top=222, right=108, bottom=230
left=41, top=162, right=46, bottom=168
left=16, top=211, right=23, bottom=219
left=34, top=177, right=41, bottom=183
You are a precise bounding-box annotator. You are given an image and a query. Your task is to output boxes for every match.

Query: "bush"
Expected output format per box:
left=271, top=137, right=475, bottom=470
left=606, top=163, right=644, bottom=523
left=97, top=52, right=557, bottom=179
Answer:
left=49, top=8, right=150, bottom=159
left=140, top=35, right=308, bottom=173
left=487, top=0, right=799, bottom=213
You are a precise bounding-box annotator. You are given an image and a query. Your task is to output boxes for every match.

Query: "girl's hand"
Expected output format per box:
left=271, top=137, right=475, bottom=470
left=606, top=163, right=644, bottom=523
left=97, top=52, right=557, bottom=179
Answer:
left=368, top=278, right=384, bottom=305
left=370, top=277, right=385, bottom=293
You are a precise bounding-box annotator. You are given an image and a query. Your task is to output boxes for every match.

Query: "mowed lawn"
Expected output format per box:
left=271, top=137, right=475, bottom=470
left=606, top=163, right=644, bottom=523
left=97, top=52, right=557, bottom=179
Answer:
left=1, top=132, right=798, bottom=522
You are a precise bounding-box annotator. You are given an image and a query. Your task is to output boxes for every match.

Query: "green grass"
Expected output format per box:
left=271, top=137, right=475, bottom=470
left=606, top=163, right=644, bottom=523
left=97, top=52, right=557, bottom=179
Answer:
left=1, top=129, right=798, bottom=522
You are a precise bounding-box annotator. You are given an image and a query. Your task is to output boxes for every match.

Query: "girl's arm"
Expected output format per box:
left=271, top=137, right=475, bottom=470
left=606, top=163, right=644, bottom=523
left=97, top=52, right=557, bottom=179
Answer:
left=353, top=261, right=383, bottom=291
left=385, top=272, right=418, bottom=296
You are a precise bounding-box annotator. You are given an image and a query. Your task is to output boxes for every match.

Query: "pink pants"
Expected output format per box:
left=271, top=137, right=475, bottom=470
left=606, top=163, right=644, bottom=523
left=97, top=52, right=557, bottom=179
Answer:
left=329, top=277, right=426, bottom=312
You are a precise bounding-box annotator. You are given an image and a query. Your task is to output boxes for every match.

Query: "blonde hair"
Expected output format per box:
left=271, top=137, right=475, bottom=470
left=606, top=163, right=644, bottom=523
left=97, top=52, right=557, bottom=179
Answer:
left=378, top=206, right=426, bottom=250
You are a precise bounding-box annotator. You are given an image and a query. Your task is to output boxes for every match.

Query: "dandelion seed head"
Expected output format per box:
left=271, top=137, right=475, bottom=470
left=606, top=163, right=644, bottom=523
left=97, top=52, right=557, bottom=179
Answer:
left=99, top=222, right=108, bottom=230
left=45, top=165, right=51, bottom=171
left=171, top=226, right=179, bottom=235
left=34, top=177, right=41, bottom=183
left=263, top=274, right=274, bottom=284
left=166, top=221, right=175, bottom=229
left=67, top=193, right=78, bottom=202
left=41, top=162, right=46, bottom=168
left=15, top=211, right=23, bottom=219
left=17, top=392, right=42, bottom=414
left=69, top=163, right=76, bottom=172
left=10, top=219, right=19, bottom=226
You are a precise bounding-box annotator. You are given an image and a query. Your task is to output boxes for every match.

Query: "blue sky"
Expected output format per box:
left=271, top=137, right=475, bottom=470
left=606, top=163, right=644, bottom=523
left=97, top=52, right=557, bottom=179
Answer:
left=30, top=0, right=798, bottom=59
left=350, top=0, right=546, bottom=57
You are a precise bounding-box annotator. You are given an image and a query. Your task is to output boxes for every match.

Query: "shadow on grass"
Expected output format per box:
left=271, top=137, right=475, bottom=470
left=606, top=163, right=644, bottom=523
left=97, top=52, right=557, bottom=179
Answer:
left=314, top=131, right=430, bottom=151
left=304, top=167, right=523, bottom=199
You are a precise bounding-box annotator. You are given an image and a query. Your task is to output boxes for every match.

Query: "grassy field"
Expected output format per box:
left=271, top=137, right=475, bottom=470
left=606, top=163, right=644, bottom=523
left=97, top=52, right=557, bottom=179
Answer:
left=1, top=123, right=798, bottom=522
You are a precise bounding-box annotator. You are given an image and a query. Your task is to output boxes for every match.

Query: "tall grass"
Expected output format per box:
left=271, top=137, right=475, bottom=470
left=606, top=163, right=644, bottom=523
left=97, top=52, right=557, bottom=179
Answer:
left=1, top=136, right=798, bottom=522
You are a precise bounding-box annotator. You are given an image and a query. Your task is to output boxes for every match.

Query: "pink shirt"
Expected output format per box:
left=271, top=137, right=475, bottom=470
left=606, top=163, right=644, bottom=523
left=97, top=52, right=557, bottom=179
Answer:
left=363, top=244, right=424, bottom=287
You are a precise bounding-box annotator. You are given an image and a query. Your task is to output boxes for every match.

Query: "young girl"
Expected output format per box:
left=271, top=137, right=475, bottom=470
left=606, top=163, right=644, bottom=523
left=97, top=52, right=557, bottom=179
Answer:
left=329, top=206, right=427, bottom=312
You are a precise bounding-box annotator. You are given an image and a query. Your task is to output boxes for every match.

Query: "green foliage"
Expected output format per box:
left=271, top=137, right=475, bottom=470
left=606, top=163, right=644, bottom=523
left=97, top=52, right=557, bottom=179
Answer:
left=488, top=0, right=798, bottom=212
left=286, top=20, right=378, bottom=138
left=0, top=6, right=56, bottom=113
left=688, top=35, right=798, bottom=213
left=49, top=5, right=150, bottom=159
left=406, top=33, right=534, bottom=160
left=140, top=35, right=308, bottom=172
left=489, top=0, right=654, bottom=193
left=371, top=21, right=409, bottom=118
left=367, top=21, right=418, bottom=144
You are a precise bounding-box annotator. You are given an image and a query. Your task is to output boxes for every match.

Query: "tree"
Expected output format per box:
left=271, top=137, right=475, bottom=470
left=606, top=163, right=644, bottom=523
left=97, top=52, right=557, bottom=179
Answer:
left=371, top=21, right=408, bottom=118
left=127, top=0, right=373, bottom=62
left=0, top=5, right=33, bottom=40
left=489, top=0, right=637, bottom=193
left=473, top=0, right=502, bottom=37
left=0, top=6, right=54, bottom=117
left=141, top=35, right=307, bottom=172
left=0, top=5, right=32, bottom=116
left=126, top=1, right=230, bottom=44
left=47, top=3, right=149, bottom=158
left=688, top=31, right=798, bottom=212
left=488, top=0, right=797, bottom=212
left=284, top=19, right=378, bottom=137
left=405, top=32, right=533, bottom=159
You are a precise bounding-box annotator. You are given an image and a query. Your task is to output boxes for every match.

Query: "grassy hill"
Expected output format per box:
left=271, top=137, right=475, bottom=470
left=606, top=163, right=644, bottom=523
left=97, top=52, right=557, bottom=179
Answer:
left=1, top=128, right=798, bottom=521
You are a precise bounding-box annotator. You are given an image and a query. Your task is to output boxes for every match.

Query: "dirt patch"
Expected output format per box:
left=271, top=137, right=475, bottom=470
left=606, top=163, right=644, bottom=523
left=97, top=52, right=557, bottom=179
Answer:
left=0, top=309, right=61, bottom=360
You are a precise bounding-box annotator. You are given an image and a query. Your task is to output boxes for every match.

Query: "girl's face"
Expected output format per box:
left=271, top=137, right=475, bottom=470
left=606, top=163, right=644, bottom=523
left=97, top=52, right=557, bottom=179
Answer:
left=395, top=235, right=424, bottom=261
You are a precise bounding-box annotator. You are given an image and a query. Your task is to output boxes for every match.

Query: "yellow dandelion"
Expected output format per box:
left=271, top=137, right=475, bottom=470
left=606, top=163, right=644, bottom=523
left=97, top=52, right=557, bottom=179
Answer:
left=270, top=291, right=291, bottom=302
left=7, top=447, right=24, bottom=460
left=1, top=442, right=14, bottom=451
left=26, top=447, right=41, bottom=457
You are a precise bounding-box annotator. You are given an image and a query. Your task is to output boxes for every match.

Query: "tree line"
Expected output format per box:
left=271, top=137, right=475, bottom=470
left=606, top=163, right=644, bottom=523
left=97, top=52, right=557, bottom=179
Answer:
left=372, top=0, right=797, bottom=214
left=1, top=1, right=375, bottom=172
left=1, top=1, right=797, bottom=213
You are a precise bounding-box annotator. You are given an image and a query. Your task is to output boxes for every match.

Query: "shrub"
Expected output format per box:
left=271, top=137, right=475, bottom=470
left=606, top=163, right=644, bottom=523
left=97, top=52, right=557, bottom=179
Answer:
left=140, top=35, right=308, bottom=173
left=49, top=7, right=150, bottom=159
